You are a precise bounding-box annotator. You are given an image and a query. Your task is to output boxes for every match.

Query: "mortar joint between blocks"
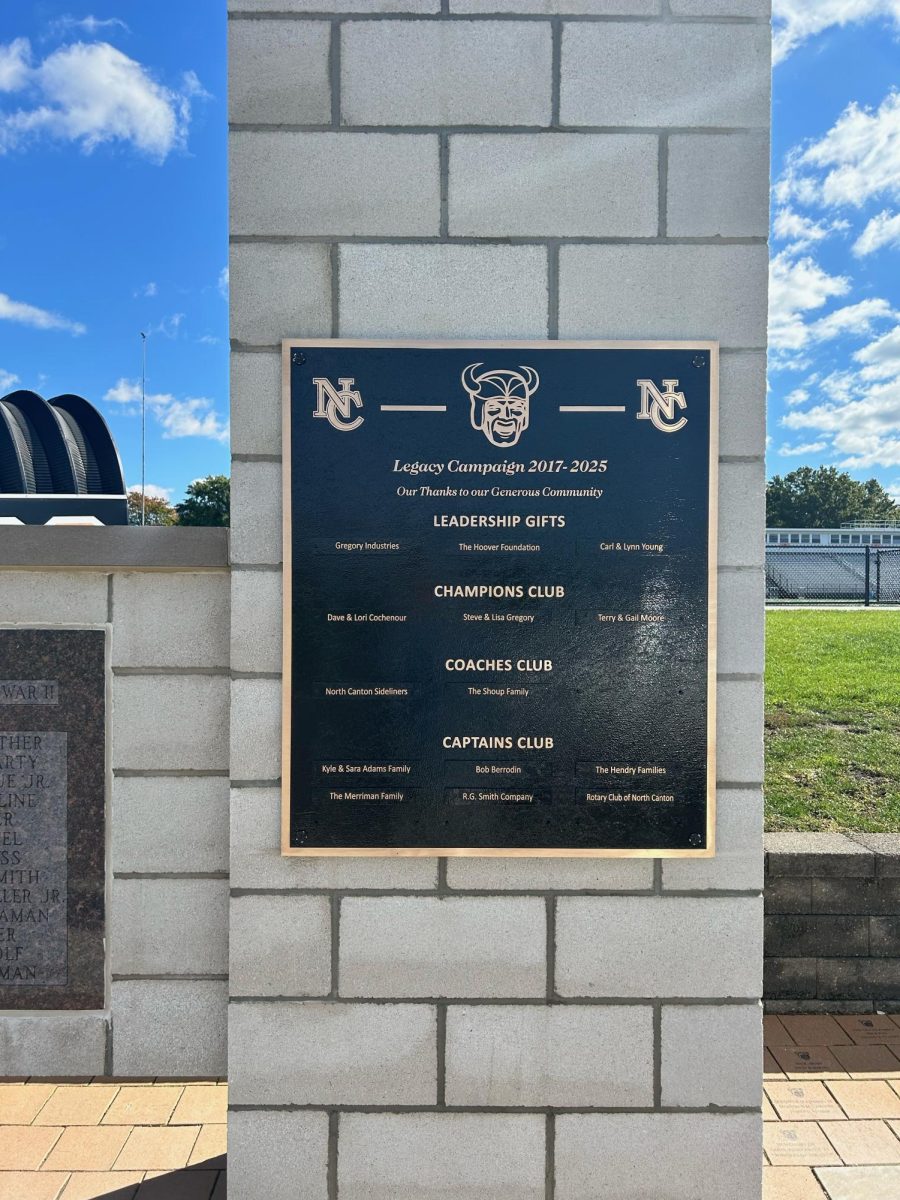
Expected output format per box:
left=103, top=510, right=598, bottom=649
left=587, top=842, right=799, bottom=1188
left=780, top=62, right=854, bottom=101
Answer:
left=547, top=241, right=560, bottom=341
left=652, top=1000, right=662, bottom=1109
left=328, top=1110, right=339, bottom=1200
left=546, top=894, right=557, bottom=1000
left=436, top=1001, right=447, bottom=1108
left=545, top=1110, right=555, bottom=1200
left=658, top=132, right=669, bottom=239
left=439, top=134, right=449, bottom=240
left=330, top=242, right=340, bottom=338
left=550, top=17, right=562, bottom=130
left=330, top=893, right=341, bottom=997
left=329, top=21, right=341, bottom=129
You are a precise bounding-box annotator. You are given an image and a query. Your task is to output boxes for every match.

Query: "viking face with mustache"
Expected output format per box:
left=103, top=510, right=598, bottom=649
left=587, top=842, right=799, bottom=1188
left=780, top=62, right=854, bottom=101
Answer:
left=461, top=363, right=540, bottom=448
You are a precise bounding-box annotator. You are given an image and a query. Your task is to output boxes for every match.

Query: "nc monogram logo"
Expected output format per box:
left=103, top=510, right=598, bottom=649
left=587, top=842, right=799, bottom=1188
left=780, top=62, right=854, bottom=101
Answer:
left=636, top=378, right=688, bottom=434
left=312, top=376, right=364, bottom=432
left=461, top=363, right=540, bottom=448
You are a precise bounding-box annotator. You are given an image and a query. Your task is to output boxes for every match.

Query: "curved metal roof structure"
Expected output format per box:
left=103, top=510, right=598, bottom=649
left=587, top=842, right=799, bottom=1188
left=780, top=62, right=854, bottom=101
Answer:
left=0, top=391, right=127, bottom=525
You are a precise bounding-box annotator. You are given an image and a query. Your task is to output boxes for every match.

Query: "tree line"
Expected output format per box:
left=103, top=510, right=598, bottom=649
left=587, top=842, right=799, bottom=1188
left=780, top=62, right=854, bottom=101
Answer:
left=127, top=474, right=230, bottom=527
left=767, top=466, right=897, bottom=528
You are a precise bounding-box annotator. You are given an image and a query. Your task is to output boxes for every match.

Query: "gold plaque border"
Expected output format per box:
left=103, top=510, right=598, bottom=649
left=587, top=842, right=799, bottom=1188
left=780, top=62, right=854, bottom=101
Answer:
left=280, top=339, right=718, bottom=858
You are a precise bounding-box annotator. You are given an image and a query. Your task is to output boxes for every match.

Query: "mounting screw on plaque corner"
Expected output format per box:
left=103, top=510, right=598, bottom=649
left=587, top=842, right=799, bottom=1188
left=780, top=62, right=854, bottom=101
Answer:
left=291, top=350, right=306, bottom=366
left=692, top=355, right=707, bottom=368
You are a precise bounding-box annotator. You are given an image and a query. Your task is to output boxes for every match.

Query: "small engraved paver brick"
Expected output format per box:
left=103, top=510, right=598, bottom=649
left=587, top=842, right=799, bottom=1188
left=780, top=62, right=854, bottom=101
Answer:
left=826, top=1081, right=900, bottom=1120
left=762, top=1166, right=828, bottom=1200
left=33, top=1085, right=119, bottom=1126
left=102, top=1086, right=183, bottom=1126
left=113, top=1125, right=201, bottom=1172
left=766, top=1082, right=846, bottom=1123
left=56, top=1174, right=144, bottom=1200
left=837, top=1016, right=900, bottom=1046
left=169, top=1086, right=228, bottom=1126
left=815, top=1164, right=900, bottom=1198
left=187, top=1124, right=227, bottom=1167
left=765, top=1015, right=794, bottom=1047
left=764, top=1122, right=842, bottom=1167
left=0, top=1173, right=71, bottom=1200
left=832, top=1044, right=900, bottom=1078
left=139, top=1169, right=220, bottom=1198
left=780, top=1016, right=849, bottom=1046
left=42, top=1125, right=131, bottom=1171
left=770, top=1045, right=848, bottom=1079
left=820, top=1120, right=900, bottom=1166
left=0, top=1084, right=56, bottom=1125
left=0, top=1126, right=63, bottom=1170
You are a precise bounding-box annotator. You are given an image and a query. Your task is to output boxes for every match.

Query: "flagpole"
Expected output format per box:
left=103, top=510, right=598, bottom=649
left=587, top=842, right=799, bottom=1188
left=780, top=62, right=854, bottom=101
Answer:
left=140, top=331, right=147, bottom=526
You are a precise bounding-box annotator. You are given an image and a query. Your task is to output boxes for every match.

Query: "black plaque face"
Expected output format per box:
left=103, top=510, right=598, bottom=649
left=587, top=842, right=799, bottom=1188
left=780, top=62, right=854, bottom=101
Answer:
left=0, top=630, right=106, bottom=1008
left=283, top=341, right=716, bottom=857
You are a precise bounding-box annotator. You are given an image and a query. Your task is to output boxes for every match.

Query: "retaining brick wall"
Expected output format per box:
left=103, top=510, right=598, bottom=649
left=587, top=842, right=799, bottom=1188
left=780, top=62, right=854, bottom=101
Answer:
left=765, top=833, right=900, bottom=1014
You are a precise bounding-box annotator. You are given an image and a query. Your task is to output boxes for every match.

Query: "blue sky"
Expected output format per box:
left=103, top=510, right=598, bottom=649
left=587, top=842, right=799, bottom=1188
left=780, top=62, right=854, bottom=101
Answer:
left=0, top=2, right=227, bottom=504
left=1, top=4, right=900, bottom=504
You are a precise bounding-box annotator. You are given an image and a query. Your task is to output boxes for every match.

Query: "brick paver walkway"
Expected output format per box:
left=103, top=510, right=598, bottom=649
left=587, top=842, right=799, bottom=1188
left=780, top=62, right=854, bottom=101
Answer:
left=765, top=1014, right=900, bottom=1198
left=6, top=1022, right=900, bottom=1200
left=0, top=1078, right=226, bottom=1199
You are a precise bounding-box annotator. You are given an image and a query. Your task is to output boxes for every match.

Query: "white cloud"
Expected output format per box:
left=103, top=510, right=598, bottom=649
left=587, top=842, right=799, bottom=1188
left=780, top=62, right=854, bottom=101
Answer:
left=197, top=334, right=220, bottom=345
left=217, top=267, right=228, bottom=300
left=773, top=1, right=900, bottom=64
left=50, top=16, right=130, bottom=37
left=778, top=440, right=829, bottom=456
left=768, top=252, right=850, bottom=353
left=134, top=281, right=157, bottom=298
left=158, top=398, right=229, bottom=441
left=127, top=481, right=171, bottom=501
left=0, top=39, right=207, bottom=161
left=0, top=39, right=30, bottom=92
left=0, top=291, right=85, bottom=334
left=773, top=207, right=848, bottom=251
left=779, top=324, right=900, bottom=468
left=779, top=91, right=900, bottom=211
left=853, top=209, right=900, bottom=255
left=105, top=378, right=229, bottom=443
left=0, top=367, right=19, bottom=391
left=854, top=324, right=900, bottom=377
left=811, top=297, right=894, bottom=341
left=768, top=253, right=893, bottom=365
left=147, top=312, right=184, bottom=338
left=786, top=387, right=810, bottom=406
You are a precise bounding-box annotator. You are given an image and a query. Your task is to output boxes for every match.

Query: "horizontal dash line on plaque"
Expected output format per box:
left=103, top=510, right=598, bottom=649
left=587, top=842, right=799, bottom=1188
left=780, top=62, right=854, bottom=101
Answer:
left=380, top=405, right=447, bottom=412
left=559, top=405, right=627, bottom=413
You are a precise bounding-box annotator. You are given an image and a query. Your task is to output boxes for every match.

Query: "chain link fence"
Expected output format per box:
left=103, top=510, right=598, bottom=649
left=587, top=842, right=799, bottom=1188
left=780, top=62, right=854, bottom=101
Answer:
left=766, top=546, right=900, bottom=604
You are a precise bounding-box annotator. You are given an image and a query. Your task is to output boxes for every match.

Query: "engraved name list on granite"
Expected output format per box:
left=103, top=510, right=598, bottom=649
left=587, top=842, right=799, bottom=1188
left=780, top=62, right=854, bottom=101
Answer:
left=0, top=630, right=106, bottom=1009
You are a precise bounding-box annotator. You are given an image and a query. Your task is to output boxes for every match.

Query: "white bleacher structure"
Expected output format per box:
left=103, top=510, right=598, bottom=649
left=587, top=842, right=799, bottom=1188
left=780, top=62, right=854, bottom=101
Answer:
left=765, top=523, right=900, bottom=603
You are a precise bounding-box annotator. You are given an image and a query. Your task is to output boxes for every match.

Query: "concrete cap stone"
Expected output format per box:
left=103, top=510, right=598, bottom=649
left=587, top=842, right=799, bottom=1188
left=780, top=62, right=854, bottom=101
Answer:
left=765, top=833, right=875, bottom=879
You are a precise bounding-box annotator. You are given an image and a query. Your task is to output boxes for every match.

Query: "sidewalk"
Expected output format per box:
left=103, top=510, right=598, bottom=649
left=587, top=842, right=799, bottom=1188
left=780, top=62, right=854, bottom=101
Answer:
left=765, top=1014, right=900, bottom=1199
left=0, top=1078, right=226, bottom=1200
left=6, top=1021, right=900, bottom=1200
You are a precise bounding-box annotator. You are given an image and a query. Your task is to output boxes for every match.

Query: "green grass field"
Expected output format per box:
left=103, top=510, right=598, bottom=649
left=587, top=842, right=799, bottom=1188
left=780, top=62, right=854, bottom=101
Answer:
left=765, top=610, right=900, bottom=831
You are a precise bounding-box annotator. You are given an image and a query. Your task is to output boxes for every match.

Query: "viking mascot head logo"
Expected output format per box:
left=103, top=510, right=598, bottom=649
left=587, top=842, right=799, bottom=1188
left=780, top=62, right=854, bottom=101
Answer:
left=461, top=363, right=540, bottom=448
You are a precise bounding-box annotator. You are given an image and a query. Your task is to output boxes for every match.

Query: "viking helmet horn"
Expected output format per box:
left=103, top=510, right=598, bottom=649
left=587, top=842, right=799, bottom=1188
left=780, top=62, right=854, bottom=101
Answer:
left=461, top=363, right=484, bottom=397
left=519, top=366, right=539, bottom=395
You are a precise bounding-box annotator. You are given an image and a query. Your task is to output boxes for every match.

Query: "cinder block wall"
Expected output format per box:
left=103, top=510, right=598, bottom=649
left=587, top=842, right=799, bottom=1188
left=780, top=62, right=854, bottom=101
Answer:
left=0, top=534, right=230, bottom=1078
left=228, top=2, right=771, bottom=1197
left=765, top=833, right=900, bottom=1013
